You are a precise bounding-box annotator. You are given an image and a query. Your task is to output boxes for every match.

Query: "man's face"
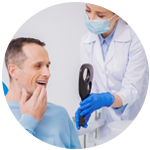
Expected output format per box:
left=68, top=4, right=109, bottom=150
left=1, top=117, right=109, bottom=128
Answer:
left=17, top=43, right=51, bottom=95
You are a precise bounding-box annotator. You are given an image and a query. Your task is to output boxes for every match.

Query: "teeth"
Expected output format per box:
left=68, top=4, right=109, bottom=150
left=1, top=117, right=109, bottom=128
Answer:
left=37, top=81, right=46, bottom=84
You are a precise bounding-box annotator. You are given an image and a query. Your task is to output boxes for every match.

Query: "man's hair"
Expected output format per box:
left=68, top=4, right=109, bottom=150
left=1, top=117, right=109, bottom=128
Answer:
left=5, top=37, right=45, bottom=78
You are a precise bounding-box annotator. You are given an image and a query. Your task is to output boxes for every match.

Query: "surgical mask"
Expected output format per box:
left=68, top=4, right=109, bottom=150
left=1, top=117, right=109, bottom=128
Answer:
left=84, top=12, right=116, bottom=34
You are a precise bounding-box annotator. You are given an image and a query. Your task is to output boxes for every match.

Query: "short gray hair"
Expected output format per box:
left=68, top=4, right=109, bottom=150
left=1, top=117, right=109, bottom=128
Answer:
left=5, top=37, right=46, bottom=78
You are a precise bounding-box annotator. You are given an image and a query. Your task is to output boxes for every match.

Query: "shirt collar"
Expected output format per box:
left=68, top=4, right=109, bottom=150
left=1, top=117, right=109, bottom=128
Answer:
left=99, top=22, right=117, bottom=45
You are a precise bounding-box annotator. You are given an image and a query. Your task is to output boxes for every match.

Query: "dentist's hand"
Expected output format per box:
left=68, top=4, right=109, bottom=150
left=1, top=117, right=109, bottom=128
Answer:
left=75, top=109, right=91, bottom=130
left=19, top=86, right=47, bottom=122
left=75, top=92, right=115, bottom=129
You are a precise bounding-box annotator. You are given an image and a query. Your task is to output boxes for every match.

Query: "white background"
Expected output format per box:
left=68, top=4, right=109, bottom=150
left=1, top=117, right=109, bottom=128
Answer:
left=0, top=2, right=150, bottom=148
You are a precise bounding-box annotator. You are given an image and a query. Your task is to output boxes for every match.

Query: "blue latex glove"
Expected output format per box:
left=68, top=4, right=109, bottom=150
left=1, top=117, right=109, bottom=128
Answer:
left=75, top=92, right=115, bottom=129
left=75, top=108, right=91, bottom=130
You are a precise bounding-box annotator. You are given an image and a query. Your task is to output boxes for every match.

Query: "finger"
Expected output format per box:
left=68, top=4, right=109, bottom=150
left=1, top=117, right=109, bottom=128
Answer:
left=75, top=110, right=80, bottom=130
left=38, top=87, right=46, bottom=103
left=85, top=113, right=91, bottom=123
left=80, top=106, right=94, bottom=116
left=76, top=122, right=80, bottom=130
left=80, top=99, right=90, bottom=106
left=83, top=113, right=91, bottom=128
left=32, top=86, right=42, bottom=98
left=43, top=94, right=47, bottom=106
left=75, top=116, right=80, bottom=130
left=80, top=94, right=92, bottom=106
left=20, top=88, right=27, bottom=104
left=78, top=103, right=91, bottom=111
left=83, top=123, right=88, bottom=128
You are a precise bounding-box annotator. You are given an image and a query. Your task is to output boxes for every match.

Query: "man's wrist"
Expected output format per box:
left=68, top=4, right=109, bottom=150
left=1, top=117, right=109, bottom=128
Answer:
left=19, top=113, right=38, bottom=134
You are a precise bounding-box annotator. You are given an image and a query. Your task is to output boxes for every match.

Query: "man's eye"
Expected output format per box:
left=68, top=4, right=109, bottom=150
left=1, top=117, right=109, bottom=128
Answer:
left=35, top=65, right=41, bottom=68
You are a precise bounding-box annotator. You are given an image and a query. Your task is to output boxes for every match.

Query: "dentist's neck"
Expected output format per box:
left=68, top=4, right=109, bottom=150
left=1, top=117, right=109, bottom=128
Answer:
left=101, top=21, right=117, bottom=38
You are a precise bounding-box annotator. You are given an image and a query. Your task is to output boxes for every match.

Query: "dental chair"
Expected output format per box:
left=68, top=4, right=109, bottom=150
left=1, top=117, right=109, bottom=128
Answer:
left=72, top=112, right=106, bottom=148
left=2, top=81, right=8, bottom=128
left=2, top=82, right=8, bottom=96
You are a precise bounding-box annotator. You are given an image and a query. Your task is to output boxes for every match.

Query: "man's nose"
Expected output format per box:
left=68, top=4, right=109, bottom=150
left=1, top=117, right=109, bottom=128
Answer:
left=41, top=67, right=51, bottom=78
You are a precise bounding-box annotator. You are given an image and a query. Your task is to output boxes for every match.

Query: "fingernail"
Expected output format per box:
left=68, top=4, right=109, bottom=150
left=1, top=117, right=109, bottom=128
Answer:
left=76, top=125, right=79, bottom=129
left=22, top=88, right=25, bottom=93
left=84, top=124, right=88, bottom=128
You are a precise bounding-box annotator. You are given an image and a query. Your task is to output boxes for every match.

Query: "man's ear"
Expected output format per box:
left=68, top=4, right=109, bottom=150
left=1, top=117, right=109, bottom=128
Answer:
left=8, top=64, right=18, bottom=80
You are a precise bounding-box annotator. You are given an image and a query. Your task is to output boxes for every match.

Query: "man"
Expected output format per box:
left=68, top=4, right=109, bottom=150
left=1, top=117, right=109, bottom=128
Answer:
left=5, top=37, right=81, bottom=149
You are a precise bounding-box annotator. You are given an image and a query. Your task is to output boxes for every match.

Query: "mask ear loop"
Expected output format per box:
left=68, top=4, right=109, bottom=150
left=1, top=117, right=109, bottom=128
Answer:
left=109, top=14, right=116, bottom=29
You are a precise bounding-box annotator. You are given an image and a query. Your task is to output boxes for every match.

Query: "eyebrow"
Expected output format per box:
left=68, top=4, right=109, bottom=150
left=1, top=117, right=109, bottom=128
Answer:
left=32, top=61, right=51, bottom=66
left=86, top=4, right=107, bottom=14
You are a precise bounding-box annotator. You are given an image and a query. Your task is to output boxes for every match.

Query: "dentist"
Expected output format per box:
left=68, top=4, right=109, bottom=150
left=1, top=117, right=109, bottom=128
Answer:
left=75, top=3, right=149, bottom=130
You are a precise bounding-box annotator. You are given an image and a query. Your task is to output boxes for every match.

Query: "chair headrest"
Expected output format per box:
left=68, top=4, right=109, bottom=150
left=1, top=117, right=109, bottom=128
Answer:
left=2, top=82, right=8, bottom=96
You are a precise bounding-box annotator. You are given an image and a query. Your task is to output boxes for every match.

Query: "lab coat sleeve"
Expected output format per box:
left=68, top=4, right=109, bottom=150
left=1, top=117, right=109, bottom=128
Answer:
left=116, top=34, right=148, bottom=107
left=80, top=40, right=98, bottom=93
left=18, top=114, right=38, bottom=149
left=80, top=39, right=91, bottom=65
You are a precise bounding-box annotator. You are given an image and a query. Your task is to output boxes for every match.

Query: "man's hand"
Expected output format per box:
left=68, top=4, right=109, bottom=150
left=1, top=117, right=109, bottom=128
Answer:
left=19, top=86, right=47, bottom=122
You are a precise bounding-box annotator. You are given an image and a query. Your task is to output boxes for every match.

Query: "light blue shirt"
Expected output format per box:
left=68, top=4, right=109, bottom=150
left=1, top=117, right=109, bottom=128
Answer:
left=98, top=24, right=127, bottom=113
left=7, top=101, right=81, bottom=149
left=98, top=25, right=116, bottom=61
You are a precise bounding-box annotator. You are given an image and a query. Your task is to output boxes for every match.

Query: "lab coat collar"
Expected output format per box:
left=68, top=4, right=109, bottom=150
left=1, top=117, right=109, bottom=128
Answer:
left=82, top=18, right=131, bottom=44
left=113, top=18, right=131, bottom=42
left=99, top=23, right=116, bottom=46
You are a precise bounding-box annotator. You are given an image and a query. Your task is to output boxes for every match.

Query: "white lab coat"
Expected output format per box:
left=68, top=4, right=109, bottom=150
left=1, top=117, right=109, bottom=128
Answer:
left=80, top=18, right=149, bottom=124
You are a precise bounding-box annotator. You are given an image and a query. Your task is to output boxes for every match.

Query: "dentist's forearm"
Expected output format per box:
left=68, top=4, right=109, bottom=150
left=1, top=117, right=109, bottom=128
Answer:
left=111, top=94, right=123, bottom=108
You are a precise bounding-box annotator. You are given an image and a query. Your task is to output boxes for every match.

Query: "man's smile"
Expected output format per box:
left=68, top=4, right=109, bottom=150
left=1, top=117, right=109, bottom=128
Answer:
left=36, top=80, right=48, bottom=87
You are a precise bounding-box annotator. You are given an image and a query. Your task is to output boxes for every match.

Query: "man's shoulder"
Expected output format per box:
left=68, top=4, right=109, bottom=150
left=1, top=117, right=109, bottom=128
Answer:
left=47, top=102, right=65, bottom=109
left=46, top=102, right=68, bottom=116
